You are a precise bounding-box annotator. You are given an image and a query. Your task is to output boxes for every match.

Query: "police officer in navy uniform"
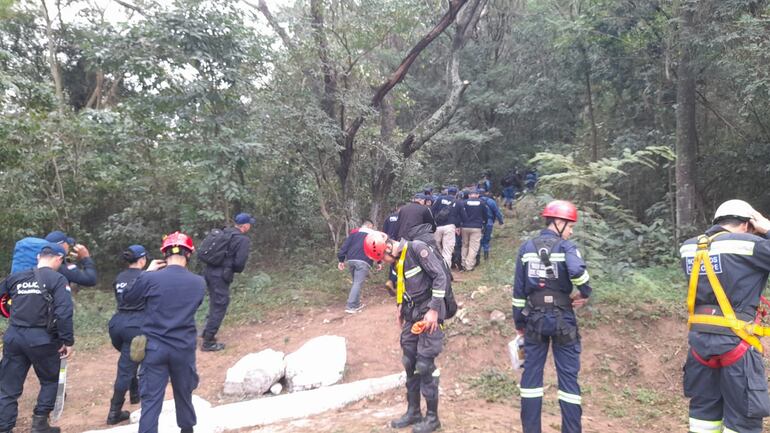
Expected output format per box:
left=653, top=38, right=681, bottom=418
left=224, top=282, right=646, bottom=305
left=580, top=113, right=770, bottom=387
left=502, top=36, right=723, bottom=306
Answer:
left=0, top=243, right=74, bottom=433
left=44, top=230, right=97, bottom=287
left=363, top=231, right=448, bottom=433
left=201, top=213, right=254, bottom=352
left=123, top=232, right=205, bottom=433
left=512, top=200, right=591, bottom=433
left=106, top=245, right=166, bottom=425
left=459, top=189, right=488, bottom=272
left=681, top=200, right=770, bottom=433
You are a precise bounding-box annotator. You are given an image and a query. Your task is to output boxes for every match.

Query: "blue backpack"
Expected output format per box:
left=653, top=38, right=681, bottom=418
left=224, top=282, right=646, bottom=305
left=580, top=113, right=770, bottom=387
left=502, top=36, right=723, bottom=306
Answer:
left=11, top=237, right=48, bottom=274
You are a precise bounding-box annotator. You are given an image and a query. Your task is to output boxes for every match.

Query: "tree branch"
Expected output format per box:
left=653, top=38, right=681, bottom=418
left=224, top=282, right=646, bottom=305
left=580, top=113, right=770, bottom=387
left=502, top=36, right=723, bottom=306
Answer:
left=111, top=0, right=146, bottom=16
left=40, top=0, right=65, bottom=112
left=249, top=0, right=295, bottom=50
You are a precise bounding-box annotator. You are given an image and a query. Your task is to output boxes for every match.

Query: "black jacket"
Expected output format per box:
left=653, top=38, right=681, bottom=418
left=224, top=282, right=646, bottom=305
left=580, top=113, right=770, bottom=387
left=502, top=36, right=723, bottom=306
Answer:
left=0, top=267, right=74, bottom=346
left=204, top=227, right=251, bottom=282
left=396, top=203, right=435, bottom=241
left=461, top=198, right=489, bottom=229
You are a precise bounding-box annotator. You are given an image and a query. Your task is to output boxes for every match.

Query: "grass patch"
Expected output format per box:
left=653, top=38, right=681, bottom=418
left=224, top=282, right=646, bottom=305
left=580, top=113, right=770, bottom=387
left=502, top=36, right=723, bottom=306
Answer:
left=0, top=258, right=352, bottom=352
left=467, top=367, right=520, bottom=403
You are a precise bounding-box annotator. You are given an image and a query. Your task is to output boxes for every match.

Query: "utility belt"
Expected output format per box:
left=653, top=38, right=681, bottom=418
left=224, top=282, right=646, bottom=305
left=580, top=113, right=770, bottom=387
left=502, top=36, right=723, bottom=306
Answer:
left=527, top=288, right=573, bottom=311
left=400, top=290, right=435, bottom=323
left=691, top=304, right=756, bottom=337
left=524, top=289, right=578, bottom=346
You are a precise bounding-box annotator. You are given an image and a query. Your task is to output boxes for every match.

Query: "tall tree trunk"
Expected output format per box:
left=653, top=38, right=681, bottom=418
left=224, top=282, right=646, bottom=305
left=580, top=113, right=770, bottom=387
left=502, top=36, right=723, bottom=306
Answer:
left=40, top=0, right=64, bottom=112
left=675, top=2, right=698, bottom=236
left=581, top=46, right=600, bottom=162
left=370, top=93, right=397, bottom=227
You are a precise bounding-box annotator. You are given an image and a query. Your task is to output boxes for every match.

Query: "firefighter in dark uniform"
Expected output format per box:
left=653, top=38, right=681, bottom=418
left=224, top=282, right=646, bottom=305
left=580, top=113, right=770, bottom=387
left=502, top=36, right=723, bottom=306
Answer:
left=201, top=213, right=253, bottom=351
left=44, top=231, right=97, bottom=287
left=512, top=200, right=591, bottom=433
left=106, top=245, right=166, bottom=425
left=0, top=243, right=74, bottom=433
left=123, top=232, right=205, bottom=433
left=680, top=200, right=770, bottom=433
left=363, top=231, right=448, bottom=433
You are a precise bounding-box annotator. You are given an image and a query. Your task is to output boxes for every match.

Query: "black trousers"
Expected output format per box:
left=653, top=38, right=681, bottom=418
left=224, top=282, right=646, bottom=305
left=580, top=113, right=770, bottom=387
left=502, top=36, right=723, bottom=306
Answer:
left=0, top=327, right=61, bottom=430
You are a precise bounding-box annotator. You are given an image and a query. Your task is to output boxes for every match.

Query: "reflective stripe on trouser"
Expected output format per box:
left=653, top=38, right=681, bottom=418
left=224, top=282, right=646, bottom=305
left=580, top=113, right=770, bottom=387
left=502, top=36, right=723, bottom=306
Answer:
left=521, top=336, right=582, bottom=433
left=481, top=223, right=494, bottom=253
left=688, top=418, right=722, bottom=433
left=684, top=347, right=770, bottom=433
left=461, top=228, right=483, bottom=271
left=433, top=224, right=456, bottom=268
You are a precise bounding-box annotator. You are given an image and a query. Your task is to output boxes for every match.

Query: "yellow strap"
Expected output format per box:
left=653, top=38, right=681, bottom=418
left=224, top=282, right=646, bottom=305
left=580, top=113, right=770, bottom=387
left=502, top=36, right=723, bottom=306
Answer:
left=687, top=233, right=766, bottom=352
left=396, top=244, right=409, bottom=305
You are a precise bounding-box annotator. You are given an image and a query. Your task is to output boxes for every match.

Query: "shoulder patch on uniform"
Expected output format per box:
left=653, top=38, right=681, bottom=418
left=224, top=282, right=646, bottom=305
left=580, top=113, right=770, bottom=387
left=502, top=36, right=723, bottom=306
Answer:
left=420, top=249, right=429, bottom=258
left=67, top=264, right=77, bottom=270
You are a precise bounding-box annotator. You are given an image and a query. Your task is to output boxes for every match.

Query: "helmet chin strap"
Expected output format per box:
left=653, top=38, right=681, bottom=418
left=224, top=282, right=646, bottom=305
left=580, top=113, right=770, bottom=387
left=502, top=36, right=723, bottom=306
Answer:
left=554, top=219, right=567, bottom=238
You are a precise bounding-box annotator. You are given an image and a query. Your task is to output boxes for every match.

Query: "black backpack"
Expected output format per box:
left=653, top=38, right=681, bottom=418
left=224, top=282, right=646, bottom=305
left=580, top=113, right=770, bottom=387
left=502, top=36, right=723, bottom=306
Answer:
left=434, top=203, right=452, bottom=226
left=198, top=228, right=235, bottom=266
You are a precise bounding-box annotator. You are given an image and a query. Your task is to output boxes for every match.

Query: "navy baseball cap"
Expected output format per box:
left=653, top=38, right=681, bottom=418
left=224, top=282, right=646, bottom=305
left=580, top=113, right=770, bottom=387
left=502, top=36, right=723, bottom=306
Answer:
left=234, top=213, right=256, bottom=225
left=447, top=186, right=458, bottom=194
left=39, top=242, right=66, bottom=257
left=127, top=245, right=147, bottom=259
left=45, top=230, right=75, bottom=246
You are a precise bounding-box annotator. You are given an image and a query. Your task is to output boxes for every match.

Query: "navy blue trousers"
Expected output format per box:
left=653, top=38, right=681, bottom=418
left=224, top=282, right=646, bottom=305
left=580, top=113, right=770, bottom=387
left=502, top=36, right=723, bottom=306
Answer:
left=481, top=223, right=494, bottom=253
left=684, top=347, right=770, bottom=433
left=109, top=313, right=141, bottom=401
left=138, top=342, right=198, bottom=433
left=520, top=327, right=582, bottom=433
left=0, top=327, right=61, bottom=430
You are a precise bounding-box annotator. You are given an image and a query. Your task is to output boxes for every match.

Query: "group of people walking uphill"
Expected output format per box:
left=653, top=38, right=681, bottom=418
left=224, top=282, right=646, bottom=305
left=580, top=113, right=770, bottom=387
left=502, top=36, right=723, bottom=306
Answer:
left=2, top=183, right=770, bottom=433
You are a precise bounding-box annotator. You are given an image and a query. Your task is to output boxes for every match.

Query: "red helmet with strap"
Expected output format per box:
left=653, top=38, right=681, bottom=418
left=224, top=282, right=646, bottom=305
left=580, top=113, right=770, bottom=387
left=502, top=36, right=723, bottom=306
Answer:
left=160, top=231, right=195, bottom=254
left=363, top=231, right=389, bottom=262
left=542, top=200, right=578, bottom=222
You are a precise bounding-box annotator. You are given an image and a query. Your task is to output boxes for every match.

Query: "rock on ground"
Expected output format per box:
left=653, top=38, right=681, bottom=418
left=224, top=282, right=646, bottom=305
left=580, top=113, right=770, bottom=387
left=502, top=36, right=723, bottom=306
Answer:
left=224, top=349, right=286, bottom=396
left=284, top=335, right=346, bottom=392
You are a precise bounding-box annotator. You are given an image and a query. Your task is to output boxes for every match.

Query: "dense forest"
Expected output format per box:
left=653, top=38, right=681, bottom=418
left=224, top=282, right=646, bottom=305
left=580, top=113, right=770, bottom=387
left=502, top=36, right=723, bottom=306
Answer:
left=1, top=0, right=769, bottom=277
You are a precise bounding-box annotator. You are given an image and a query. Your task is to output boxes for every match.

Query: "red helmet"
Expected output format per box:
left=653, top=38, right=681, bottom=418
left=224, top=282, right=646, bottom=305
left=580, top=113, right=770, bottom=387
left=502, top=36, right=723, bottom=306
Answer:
left=160, top=231, right=195, bottom=254
left=542, top=200, right=578, bottom=222
left=363, top=231, right=389, bottom=261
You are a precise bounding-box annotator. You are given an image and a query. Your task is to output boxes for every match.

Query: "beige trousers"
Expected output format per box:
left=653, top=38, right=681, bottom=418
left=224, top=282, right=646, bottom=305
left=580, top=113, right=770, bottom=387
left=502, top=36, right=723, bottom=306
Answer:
left=461, top=227, right=483, bottom=271
left=433, top=224, right=456, bottom=268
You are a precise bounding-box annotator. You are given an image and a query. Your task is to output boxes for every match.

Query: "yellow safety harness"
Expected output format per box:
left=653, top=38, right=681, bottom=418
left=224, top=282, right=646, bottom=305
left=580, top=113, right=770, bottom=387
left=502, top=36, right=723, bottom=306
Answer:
left=687, top=232, right=770, bottom=352
left=396, top=244, right=409, bottom=305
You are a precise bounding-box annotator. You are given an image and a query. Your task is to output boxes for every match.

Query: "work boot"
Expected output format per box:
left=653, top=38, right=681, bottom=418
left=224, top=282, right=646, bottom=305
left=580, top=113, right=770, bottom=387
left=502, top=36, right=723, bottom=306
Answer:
left=391, top=391, right=422, bottom=428
left=180, top=428, right=193, bottom=433
left=411, top=398, right=440, bottom=433
left=483, top=250, right=489, bottom=261
left=129, top=377, right=140, bottom=404
left=31, top=414, right=59, bottom=433
left=201, top=336, right=225, bottom=352
left=107, top=391, right=131, bottom=425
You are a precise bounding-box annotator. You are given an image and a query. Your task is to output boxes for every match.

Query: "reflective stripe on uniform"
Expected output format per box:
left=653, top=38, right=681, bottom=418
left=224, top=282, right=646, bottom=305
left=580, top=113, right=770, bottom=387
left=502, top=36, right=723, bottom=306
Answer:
left=518, top=386, right=544, bottom=398
left=570, top=272, right=590, bottom=286
left=557, top=390, right=581, bottom=405
left=432, top=368, right=440, bottom=377
left=512, top=297, right=527, bottom=308
left=522, top=253, right=566, bottom=263
left=404, top=267, right=422, bottom=278
left=688, top=418, right=722, bottom=433
left=680, top=239, right=755, bottom=257
left=432, top=289, right=446, bottom=298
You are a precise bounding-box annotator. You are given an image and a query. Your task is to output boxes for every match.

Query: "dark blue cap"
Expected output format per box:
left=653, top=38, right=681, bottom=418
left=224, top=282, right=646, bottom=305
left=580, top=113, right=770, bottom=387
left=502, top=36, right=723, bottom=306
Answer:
left=39, top=242, right=66, bottom=257
left=127, top=245, right=147, bottom=259
left=234, top=213, right=256, bottom=225
left=413, top=193, right=427, bottom=200
left=45, top=230, right=75, bottom=246
left=447, top=186, right=458, bottom=194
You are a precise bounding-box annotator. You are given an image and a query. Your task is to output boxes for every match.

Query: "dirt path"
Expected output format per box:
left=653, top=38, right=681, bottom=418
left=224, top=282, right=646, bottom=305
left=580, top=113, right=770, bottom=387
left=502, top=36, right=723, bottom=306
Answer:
left=8, top=270, right=698, bottom=433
